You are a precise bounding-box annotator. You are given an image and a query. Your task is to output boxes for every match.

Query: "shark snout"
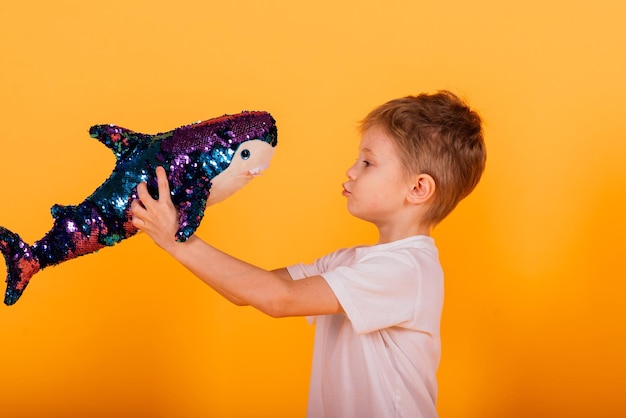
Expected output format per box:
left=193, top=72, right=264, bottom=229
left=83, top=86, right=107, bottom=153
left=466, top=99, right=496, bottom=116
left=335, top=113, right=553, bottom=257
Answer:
left=206, top=138, right=275, bottom=206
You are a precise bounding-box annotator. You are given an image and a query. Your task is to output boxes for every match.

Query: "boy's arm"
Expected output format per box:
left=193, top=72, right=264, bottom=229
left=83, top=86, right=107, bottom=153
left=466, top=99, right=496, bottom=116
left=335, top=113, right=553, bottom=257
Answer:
left=131, top=167, right=342, bottom=318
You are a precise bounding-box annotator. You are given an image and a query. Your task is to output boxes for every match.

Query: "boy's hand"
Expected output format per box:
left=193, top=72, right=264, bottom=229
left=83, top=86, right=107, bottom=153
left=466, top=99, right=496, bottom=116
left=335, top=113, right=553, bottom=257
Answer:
left=131, top=166, right=180, bottom=252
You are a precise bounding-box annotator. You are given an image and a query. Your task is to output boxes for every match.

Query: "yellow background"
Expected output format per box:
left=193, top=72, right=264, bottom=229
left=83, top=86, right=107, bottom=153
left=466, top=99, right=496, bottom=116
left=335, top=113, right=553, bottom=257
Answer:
left=1, top=0, right=625, bottom=417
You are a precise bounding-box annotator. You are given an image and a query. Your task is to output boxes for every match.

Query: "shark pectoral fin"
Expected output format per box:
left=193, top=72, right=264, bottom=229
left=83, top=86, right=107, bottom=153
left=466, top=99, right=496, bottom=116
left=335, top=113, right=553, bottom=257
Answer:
left=89, top=124, right=154, bottom=160
left=175, top=201, right=208, bottom=242
left=174, top=181, right=210, bottom=243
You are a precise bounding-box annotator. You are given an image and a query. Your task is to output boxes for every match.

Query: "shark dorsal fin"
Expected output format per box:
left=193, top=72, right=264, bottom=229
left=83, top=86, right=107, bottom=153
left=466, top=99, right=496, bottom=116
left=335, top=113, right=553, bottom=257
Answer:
left=89, top=124, right=154, bottom=160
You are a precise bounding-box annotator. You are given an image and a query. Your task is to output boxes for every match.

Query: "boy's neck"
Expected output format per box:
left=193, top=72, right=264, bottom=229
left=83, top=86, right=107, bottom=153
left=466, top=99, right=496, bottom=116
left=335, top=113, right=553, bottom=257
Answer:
left=376, top=222, right=431, bottom=244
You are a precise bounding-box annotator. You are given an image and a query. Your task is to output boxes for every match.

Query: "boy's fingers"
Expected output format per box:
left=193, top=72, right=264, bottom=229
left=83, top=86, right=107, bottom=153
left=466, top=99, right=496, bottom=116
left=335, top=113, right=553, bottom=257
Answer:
left=130, top=199, right=146, bottom=228
left=132, top=168, right=171, bottom=229
left=130, top=198, right=144, bottom=214
left=155, top=166, right=171, bottom=200
left=136, top=181, right=152, bottom=204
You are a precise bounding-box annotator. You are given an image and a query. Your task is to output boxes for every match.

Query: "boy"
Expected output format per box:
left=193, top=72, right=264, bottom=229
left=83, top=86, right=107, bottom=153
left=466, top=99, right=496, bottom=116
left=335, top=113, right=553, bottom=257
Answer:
left=130, top=90, right=486, bottom=417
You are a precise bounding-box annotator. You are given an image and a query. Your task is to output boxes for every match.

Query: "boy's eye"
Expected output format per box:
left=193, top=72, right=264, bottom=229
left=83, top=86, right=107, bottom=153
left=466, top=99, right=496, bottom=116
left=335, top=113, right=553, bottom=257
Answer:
left=363, top=160, right=371, bottom=167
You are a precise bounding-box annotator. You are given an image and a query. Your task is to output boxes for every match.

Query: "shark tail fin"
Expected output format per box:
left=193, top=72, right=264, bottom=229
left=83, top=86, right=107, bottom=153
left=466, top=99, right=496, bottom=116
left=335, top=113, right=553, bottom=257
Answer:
left=0, top=226, right=40, bottom=305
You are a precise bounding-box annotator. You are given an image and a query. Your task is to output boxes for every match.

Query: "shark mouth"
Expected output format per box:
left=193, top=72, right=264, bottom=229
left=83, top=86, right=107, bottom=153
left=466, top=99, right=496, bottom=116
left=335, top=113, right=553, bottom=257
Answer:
left=249, top=164, right=270, bottom=176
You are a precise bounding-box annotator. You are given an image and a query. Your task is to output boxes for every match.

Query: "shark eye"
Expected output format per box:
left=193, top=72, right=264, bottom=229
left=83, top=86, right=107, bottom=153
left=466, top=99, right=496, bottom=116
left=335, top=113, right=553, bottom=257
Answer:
left=240, top=149, right=251, bottom=160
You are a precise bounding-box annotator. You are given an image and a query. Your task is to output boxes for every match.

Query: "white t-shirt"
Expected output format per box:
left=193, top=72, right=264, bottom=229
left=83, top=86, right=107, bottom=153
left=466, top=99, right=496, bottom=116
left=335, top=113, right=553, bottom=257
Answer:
left=287, top=235, right=444, bottom=418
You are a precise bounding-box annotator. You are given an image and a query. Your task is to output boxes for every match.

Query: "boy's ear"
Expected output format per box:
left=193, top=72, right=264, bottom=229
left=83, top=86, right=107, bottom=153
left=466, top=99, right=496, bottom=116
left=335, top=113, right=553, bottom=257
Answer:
left=407, top=174, right=436, bottom=204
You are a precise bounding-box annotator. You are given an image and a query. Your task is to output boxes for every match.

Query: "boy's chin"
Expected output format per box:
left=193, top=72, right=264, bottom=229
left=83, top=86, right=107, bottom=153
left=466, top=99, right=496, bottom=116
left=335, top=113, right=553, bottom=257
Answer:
left=346, top=206, right=371, bottom=223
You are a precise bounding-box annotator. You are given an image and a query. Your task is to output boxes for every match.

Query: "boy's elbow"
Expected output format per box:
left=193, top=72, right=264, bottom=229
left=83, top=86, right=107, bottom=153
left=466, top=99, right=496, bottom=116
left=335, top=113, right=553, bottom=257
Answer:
left=231, top=299, right=249, bottom=307
left=256, top=289, right=294, bottom=318
left=258, top=299, right=291, bottom=318
left=230, top=298, right=283, bottom=315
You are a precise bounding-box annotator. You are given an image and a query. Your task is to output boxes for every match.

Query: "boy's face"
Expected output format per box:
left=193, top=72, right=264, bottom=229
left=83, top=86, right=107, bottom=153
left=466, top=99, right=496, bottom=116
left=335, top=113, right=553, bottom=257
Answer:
left=343, top=125, right=413, bottom=226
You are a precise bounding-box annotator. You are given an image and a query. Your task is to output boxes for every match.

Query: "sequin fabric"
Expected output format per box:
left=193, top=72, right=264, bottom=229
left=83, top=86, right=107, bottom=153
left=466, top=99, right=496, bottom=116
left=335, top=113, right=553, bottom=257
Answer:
left=0, top=111, right=277, bottom=305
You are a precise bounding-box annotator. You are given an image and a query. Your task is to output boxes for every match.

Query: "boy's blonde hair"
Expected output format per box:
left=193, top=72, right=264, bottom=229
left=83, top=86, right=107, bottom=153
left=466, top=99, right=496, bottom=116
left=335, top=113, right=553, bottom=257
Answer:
left=359, top=90, right=486, bottom=226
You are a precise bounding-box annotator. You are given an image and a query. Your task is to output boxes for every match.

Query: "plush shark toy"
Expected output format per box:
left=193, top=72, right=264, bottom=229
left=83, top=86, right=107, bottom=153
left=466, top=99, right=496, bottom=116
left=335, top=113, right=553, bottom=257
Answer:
left=0, top=111, right=278, bottom=305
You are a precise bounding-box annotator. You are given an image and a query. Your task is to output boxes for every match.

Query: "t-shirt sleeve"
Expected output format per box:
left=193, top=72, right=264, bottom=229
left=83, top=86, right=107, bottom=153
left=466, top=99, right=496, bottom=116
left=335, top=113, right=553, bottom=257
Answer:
left=287, top=246, right=442, bottom=335
left=322, top=252, right=427, bottom=335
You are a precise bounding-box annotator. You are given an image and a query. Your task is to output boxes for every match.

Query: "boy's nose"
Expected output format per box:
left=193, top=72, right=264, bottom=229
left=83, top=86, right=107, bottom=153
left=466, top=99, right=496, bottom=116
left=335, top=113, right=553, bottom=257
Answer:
left=345, top=165, right=356, bottom=180
left=346, top=161, right=359, bottom=179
